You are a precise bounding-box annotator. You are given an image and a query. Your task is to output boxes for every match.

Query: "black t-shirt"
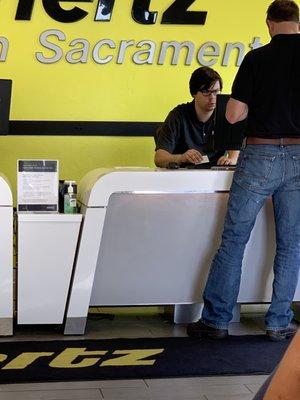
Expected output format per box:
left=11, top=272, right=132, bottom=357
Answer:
left=155, top=101, right=224, bottom=165
left=231, top=34, right=300, bottom=138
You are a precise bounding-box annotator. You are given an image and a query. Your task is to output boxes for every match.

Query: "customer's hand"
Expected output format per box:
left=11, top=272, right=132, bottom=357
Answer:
left=180, top=149, right=203, bottom=164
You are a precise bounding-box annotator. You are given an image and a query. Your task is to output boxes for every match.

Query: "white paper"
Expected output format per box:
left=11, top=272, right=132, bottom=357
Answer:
left=17, top=160, right=59, bottom=212
left=196, top=155, right=210, bottom=164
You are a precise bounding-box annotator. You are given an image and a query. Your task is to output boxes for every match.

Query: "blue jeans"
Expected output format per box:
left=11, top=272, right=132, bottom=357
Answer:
left=202, top=144, right=300, bottom=330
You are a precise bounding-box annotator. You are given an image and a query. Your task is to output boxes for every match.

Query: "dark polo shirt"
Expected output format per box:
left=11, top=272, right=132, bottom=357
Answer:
left=155, top=101, right=224, bottom=165
left=231, top=34, right=300, bottom=138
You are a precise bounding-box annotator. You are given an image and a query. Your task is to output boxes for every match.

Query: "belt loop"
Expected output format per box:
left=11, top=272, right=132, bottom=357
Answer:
left=242, top=137, right=247, bottom=149
left=280, top=138, right=284, bottom=146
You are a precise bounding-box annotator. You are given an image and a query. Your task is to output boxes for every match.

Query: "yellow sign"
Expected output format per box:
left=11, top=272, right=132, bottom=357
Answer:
left=0, top=1, right=271, bottom=122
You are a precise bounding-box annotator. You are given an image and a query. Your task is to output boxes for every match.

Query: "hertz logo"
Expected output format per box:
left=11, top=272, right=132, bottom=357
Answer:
left=0, top=348, right=165, bottom=369
left=0, top=1, right=263, bottom=66
left=15, top=0, right=207, bottom=25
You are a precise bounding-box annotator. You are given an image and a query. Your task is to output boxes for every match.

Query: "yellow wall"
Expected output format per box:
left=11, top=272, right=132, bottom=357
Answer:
left=0, top=135, right=155, bottom=201
left=0, top=0, right=272, bottom=198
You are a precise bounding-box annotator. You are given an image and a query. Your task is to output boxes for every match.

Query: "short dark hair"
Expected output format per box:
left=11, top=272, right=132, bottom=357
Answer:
left=267, top=0, right=299, bottom=23
left=189, top=67, right=223, bottom=96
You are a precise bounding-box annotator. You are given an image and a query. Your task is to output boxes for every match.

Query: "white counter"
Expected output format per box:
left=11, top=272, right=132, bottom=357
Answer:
left=64, top=168, right=294, bottom=334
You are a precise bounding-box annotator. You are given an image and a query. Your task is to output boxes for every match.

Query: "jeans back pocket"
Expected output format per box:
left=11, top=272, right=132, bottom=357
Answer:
left=234, top=152, right=276, bottom=192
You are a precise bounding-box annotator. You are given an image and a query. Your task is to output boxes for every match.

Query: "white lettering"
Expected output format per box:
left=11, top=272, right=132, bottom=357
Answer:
left=197, top=41, right=220, bottom=66
left=133, top=40, right=156, bottom=64
left=158, top=41, right=194, bottom=65
left=66, top=39, right=89, bottom=63
left=92, top=39, right=115, bottom=64
left=0, top=37, right=9, bottom=62
left=36, top=29, right=65, bottom=63
left=35, top=30, right=264, bottom=67
left=222, top=42, right=245, bottom=66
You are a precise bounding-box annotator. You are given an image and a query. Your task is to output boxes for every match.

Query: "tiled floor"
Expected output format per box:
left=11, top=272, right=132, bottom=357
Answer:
left=0, top=306, right=272, bottom=399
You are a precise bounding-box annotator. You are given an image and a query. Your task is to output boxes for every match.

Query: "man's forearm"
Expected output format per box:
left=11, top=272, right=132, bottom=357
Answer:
left=154, top=149, right=182, bottom=168
left=227, top=150, right=239, bottom=161
left=217, top=150, right=240, bottom=165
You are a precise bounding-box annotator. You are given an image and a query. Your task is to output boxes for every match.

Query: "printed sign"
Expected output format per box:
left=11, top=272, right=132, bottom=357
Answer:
left=17, top=160, right=59, bottom=212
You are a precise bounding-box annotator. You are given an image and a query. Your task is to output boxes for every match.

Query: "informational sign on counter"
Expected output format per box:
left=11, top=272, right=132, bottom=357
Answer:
left=17, top=160, right=59, bottom=212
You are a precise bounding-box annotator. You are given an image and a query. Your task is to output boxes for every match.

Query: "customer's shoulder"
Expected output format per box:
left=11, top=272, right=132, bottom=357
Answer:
left=239, top=44, right=271, bottom=68
left=247, top=43, right=270, bottom=59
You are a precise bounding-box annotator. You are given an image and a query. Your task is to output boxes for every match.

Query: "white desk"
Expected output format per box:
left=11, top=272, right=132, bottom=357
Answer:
left=0, top=173, right=13, bottom=336
left=64, top=168, right=299, bottom=334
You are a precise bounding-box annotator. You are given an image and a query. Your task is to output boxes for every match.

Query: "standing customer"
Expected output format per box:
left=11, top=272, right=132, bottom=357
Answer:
left=187, top=0, right=300, bottom=341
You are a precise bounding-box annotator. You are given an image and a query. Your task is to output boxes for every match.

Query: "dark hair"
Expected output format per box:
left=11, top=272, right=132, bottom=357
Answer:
left=189, top=67, right=223, bottom=96
left=267, top=0, right=299, bottom=22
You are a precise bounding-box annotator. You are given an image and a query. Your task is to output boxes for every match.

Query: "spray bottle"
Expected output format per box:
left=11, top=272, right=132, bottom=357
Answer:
left=64, top=181, right=77, bottom=214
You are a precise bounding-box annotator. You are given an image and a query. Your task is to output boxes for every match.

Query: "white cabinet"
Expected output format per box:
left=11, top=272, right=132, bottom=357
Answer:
left=17, top=213, right=82, bottom=324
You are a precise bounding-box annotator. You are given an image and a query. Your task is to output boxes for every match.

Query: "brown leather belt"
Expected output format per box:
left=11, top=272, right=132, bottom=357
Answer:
left=247, top=137, right=300, bottom=145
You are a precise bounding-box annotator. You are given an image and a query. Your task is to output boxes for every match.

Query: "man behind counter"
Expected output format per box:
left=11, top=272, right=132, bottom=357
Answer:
left=154, top=67, right=239, bottom=168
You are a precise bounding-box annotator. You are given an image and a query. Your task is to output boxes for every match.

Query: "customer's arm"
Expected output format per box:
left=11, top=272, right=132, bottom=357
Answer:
left=218, top=97, right=246, bottom=165
left=226, top=98, right=248, bottom=123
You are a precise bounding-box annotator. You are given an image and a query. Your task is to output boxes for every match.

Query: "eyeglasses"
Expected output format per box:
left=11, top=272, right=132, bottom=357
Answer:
left=199, top=89, right=221, bottom=97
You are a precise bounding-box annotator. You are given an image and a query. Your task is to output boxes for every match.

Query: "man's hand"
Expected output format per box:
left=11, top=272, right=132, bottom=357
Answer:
left=217, top=150, right=239, bottom=166
left=180, top=149, right=203, bottom=164
left=217, top=156, right=235, bottom=165
left=154, top=148, right=205, bottom=168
